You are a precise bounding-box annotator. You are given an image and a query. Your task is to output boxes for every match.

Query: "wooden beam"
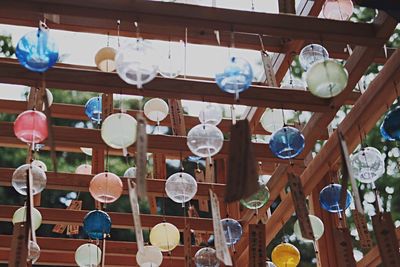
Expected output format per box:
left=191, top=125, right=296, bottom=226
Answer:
left=0, top=235, right=200, bottom=266
left=264, top=45, right=400, bottom=246
left=0, top=0, right=384, bottom=48
left=0, top=121, right=306, bottom=165
left=0, top=205, right=213, bottom=232
left=356, top=227, right=400, bottom=267
left=0, top=58, right=339, bottom=113
left=0, top=168, right=226, bottom=199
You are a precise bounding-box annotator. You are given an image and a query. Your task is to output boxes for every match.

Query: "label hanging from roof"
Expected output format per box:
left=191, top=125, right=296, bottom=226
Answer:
left=249, top=223, right=266, bottom=267
left=261, top=51, right=278, bottom=87
left=136, top=113, right=148, bottom=201
left=128, top=179, right=145, bottom=252
left=210, top=189, right=232, bottom=266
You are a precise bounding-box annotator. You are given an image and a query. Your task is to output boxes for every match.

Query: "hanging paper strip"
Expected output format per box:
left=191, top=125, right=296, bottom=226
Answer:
left=225, top=120, right=258, bottom=202
left=210, top=190, right=233, bottom=266
left=184, top=222, right=192, bottom=267
left=41, top=77, right=57, bottom=173
left=372, top=212, right=400, bottom=266
left=338, top=131, right=372, bottom=249
left=168, top=99, right=186, bottom=136
left=351, top=210, right=373, bottom=249
left=127, top=179, right=145, bottom=252
left=287, top=172, right=314, bottom=240
left=249, top=223, right=266, bottom=267
left=9, top=222, right=28, bottom=267
left=188, top=205, right=208, bottom=246
left=136, top=113, right=148, bottom=201
left=278, top=0, right=296, bottom=14
left=332, top=227, right=356, bottom=267
left=260, top=51, right=278, bottom=87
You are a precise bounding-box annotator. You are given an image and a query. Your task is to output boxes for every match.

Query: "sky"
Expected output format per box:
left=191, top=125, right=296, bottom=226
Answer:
left=0, top=0, right=300, bottom=117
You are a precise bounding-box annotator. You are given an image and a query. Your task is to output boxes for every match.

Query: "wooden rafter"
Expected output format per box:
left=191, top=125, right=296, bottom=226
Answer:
left=0, top=58, right=360, bottom=112
left=0, top=121, right=306, bottom=165
left=0, top=0, right=386, bottom=49
left=0, top=235, right=199, bottom=266
left=0, top=205, right=213, bottom=232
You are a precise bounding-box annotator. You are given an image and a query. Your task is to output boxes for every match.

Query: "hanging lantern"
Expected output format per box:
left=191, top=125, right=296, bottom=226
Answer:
left=89, top=172, right=123, bottom=204
left=293, top=215, right=324, bottom=241
left=136, top=245, right=163, bottom=267
left=80, top=147, right=93, bottom=156
left=271, top=243, right=301, bottom=267
left=149, top=222, right=180, bottom=252
left=83, top=210, right=112, bottom=240
left=144, top=98, right=169, bottom=122
left=165, top=172, right=198, bottom=204
left=299, top=44, right=329, bottom=71
left=322, top=0, right=354, bottom=21
left=14, top=110, right=48, bottom=144
left=12, top=164, right=47, bottom=195
left=266, top=261, right=277, bottom=267
left=12, top=206, right=42, bottom=231
left=27, top=240, right=40, bottom=264
left=194, top=247, right=219, bottom=267
left=115, top=38, right=158, bottom=88
left=158, top=42, right=182, bottom=78
left=85, top=96, right=102, bottom=123
left=221, top=218, right=242, bottom=246
left=101, top=113, right=138, bottom=149
left=95, top=47, right=117, bottom=72
left=75, top=164, right=92, bottom=175
left=319, top=183, right=353, bottom=213
left=260, top=109, right=285, bottom=133
left=75, top=243, right=102, bottom=267
left=15, top=22, right=59, bottom=72
left=31, top=159, right=47, bottom=172
left=199, top=104, right=223, bottom=126
left=380, top=106, right=400, bottom=141
left=269, top=126, right=305, bottom=159
left=187, top=124, right=224, bottom=158
left=306, top=59, right=348, bottom=98
left=240, top=182, right=270, bottom=210
left=351, top=147, right=385, bottom=183
left=215, top=56, right=253, bottom=98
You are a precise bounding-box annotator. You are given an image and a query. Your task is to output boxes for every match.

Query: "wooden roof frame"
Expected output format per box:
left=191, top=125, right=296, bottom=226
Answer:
left=0, top=0, right=398, bottom=266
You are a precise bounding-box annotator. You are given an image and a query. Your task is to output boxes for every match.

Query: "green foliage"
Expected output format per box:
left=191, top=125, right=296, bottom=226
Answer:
left=0, top=35, right=14, bottom=57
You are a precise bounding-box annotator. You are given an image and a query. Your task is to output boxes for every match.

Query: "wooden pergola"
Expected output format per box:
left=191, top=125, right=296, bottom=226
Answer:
left=0, top=0, right=399, bottom=266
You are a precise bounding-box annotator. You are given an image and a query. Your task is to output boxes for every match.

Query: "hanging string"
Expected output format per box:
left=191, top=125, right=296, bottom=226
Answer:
left=117, top=20, right=121, bottom=48
left=184, top=27, right=188, bottom=79
left=251, top=0, right=255, bottom=11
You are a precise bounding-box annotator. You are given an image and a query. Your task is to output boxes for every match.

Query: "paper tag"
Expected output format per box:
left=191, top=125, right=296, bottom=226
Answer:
left=128, top=179, right=145, bottom=252
left=184, top=222, right=192, bottom=267
left=136, top=114, right=148, bottom=201
left=338, top=131, right=363, bottom=213
left=152, top=153, right=166, bottom=179
left=278, top=0, right=296, bottom=14
left=27, top=167, right=36, bottom=243
left=287, top=173, right=314, bottom=240
left=168, top=99, right=186, bottom=136
left=188, top=205, right=208, bottom=245
left=372, top=212, right=400, bottom=266
left=333, top=227, right=356, bottom=267
left=9, top=222, right=29, bottom=267
left=101, top=93, right=113, bottom=119
left=249, top=224, right=266, bottom=267
left=261, top=51, right=278, bottom=87
left=351, top=210, right=373, bottom=249
left=210, top=190, right=232, bottom=266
